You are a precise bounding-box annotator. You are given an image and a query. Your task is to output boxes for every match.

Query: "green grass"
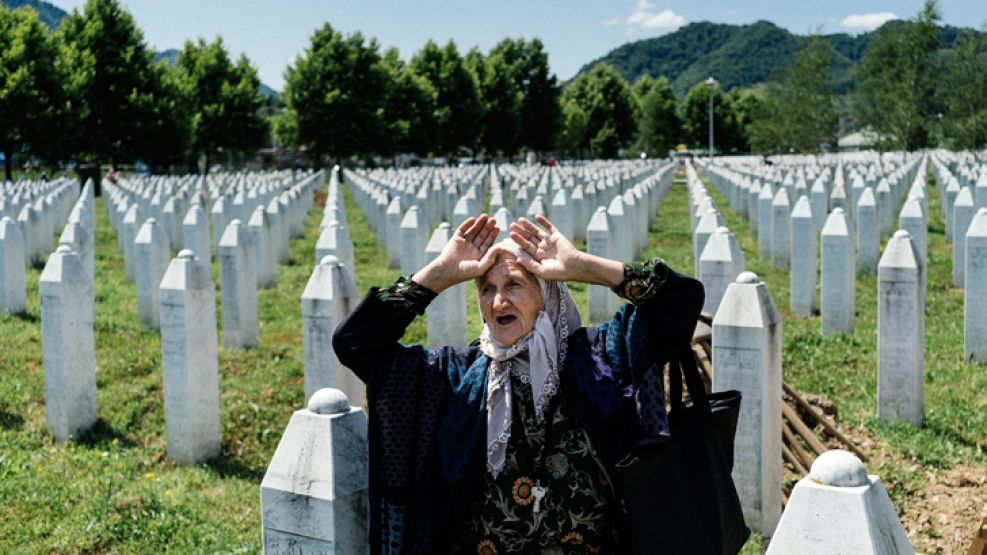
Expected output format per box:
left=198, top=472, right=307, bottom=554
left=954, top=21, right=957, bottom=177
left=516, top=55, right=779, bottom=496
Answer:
left=2, top=168, right=983, bottom=553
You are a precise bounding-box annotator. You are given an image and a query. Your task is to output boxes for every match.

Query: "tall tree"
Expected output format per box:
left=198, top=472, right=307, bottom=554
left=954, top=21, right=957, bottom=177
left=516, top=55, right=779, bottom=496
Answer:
left=466, top=47, right=522, bottom=158
left=854, top=0, right=941, bottom=150
left=129, top=60, right=192, bottom=173
left=563, top=64, right=636, bottom=158
left=58, top=0, right=158, bottom=167
left=937, top=28, right=987, bottom=150
left=680, top=80, right=737, bottom=153
left=558, top=98, right=588, bottom=157
left=490, top=38, right=561, bottom=153
left=178, top=38, right=267, bottom=173
left=279, top=23, right=388, bottom=163
left=0, top=5, right=66, bottom=180
left=411, top=40, right=484, bottom=159
left=748, top=37, right=838, bottom=153
left=378, top=47, right=437, bottom=158
left=631, top=75, right=680, bottom=157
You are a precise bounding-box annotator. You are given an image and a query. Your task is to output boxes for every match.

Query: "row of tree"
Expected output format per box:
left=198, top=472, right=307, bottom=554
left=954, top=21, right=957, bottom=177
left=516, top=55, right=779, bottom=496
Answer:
left=0, top=0, right=268, bottom=180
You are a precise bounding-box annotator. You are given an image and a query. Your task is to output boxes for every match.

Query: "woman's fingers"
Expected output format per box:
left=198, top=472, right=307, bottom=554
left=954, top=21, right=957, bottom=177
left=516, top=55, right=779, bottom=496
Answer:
left=534, top=215, right=558, bottom=236
left=462, top=214, right=489, bottom=243
left=509, top=230, right=539, bottom=256
left=457, top=216, right=477, bottom=238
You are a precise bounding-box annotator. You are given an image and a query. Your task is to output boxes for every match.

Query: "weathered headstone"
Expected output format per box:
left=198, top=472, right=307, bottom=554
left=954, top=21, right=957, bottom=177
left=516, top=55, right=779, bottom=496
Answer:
left=770, top=187, right=791, bottom=269
left=766, top=450, right=913, bottom=555
left=159, top=250, right=221, bottom=463
left=182, top=205, right=212, bottom=266
left=249, top=206, right=278, bottom=289
left=699, top=226, right=745, bottom=315
left=855, top=187, right=878, bottom=276
left=953, top=187, right=976, bottom=287
left=790, top=197, right=816, bottom=317
left=0, top=216, right=27, bottom=314
left=425, top=223, right=469, bottom=349
left=712, top=271, right=783, bottom=536
left=134, top=218, right=172, bottom=329
left=965, top=208, right=987, bottom=363
left=260, top=389, right=368, bottom=554
left=821, top=208, right=855, bottom=334
left=218, top=219, right=259, bottom=349
left=301, top=256, right=363, bottom=405
left=877, top=230, right=924, bottom=427
left=39, top=245, right=96, bottom=442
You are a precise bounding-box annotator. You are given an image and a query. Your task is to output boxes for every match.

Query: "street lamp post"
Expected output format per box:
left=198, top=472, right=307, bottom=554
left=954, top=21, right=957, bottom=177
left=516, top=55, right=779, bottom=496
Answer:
left=706, top=77, right=716, bottom=161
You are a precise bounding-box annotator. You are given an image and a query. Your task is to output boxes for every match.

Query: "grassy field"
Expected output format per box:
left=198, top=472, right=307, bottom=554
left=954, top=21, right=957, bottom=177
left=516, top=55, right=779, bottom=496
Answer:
left=1, top=167, right=984, bottom=553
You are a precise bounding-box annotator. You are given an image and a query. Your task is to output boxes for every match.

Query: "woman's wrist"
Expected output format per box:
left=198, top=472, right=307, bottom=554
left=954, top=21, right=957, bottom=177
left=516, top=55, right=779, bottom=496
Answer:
left=573, top=251, right=624, bottom=287
left=412, top=259, right=457, bottom=294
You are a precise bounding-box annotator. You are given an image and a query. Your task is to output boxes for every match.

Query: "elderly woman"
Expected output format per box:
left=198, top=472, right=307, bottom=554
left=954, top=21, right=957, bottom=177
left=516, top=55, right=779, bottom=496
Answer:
left=334, top=214, right=704, bottom=554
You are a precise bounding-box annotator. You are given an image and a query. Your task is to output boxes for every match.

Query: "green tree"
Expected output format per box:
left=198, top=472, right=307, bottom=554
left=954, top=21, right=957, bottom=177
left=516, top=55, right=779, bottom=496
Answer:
left=558, top=98, right=588, bottom=157
left=411, top=40, right=484, bottom=158
left=631, top=75, right=680, bottom=157
left=937, top=28, right=987, bottom=150
left=854, top=0, right=941, bottom=150
left=178, top=37, right=268, bottom=173
left=748, top=37, right=838, bottom=153
left=680, top=80, right=737, bottom=153
left=0, top=5, right=66, bottom=180
left=489, top=38, right=561, bottom=153
left=58, top=0, right=159, bottom=167
left=378, top=47, right=437, bottom=158
left=279, top=23, right=388, bottom=163
left=130, top=60, right=192, bottom=173
left=466, top=47, right=522, bottom=158
left=563, top=64, right=636, bottom=158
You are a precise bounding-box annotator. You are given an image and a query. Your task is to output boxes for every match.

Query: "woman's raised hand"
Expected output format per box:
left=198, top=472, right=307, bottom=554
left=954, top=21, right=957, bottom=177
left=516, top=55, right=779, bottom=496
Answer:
left=413, top=214, right=500, bottom=293
left=509, top=215, right=584, bottom=282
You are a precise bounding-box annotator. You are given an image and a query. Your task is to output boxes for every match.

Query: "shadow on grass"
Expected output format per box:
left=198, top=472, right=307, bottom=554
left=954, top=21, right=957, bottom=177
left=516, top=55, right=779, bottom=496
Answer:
left=205, top=452, right=266, bottom=482
left=11, top=311, right=39, bottom=323
left=77, top=418, right=138, bottom=448
left=0, top=409, right=25, bottom=430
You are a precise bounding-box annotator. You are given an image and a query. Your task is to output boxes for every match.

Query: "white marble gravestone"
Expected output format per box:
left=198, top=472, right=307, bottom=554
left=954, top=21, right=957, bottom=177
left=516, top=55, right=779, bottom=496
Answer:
left=770, top=187, right=791, bottom=269
left=40, top=243, right=97, bottom=444
left=587, top=207, right=618, bottom=323
left=766, top=450, right=913, bottom=555
left=301, top=256, right=363, bottom=405
left=261, top=388, right=368, bottom=555
left=218, top=219, right=259, bottom=349
left=385, top=197, right=403, bottom=269
left=400, top=206, right=428, bottom=276
left=877, top=230, right=924, bottom=427
left=855, top=187, right=879, bottom=276
left=159, top=249, right=222, bottom=463
left=182, top=205, right=211, bottom=266
left=694, top=208, right=723, bottom=278
left=249, top=206, right=278, bottom=289
left=58, top=221, right=94, bottom=288
left=965, top=208, right=987, bottom=362
left=953, top=187, right=976, bottom=287
left=121, top=204, right=142, bottom=282
left=757, top=183, right=774, bottom=259
left=0, top=216, right=27, bottom=314
left=698, top=226, right=745, bottom=315
left=790, top=196, right=817, bottom=317
left=211, top=196, right=230, bottom=249
left=134, top=218, right=172, bottom=329
left=821, top=208, right=855, bottom=334
left=712, top=272, right=782, bottom=536
left=425, top=223, right=469, bottom=349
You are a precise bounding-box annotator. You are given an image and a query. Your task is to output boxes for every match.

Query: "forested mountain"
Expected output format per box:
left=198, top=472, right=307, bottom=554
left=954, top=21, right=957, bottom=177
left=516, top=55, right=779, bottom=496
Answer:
left=577, top=20, right=983, bottom=97
left=3, top=0, right=64, bottom=28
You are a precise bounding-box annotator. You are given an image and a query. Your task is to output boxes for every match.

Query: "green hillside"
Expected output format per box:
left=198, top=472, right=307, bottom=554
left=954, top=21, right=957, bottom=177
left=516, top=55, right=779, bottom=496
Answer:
left=577, top=20, right=982, bottom=97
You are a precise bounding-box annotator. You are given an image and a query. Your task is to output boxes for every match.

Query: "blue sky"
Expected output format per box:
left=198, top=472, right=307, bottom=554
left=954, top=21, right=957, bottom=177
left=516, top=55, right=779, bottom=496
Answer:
left=49, top=0, right=987, bottom=92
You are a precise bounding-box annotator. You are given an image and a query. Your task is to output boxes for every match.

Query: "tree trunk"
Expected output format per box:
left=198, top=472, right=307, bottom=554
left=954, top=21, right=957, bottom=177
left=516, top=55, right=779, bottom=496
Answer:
left=3, top=149, right=12, bottom=182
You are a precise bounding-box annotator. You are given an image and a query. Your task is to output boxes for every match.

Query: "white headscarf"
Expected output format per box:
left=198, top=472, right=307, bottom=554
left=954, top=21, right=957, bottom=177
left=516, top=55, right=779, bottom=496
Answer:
left=479, top=240, right=581, bottom=477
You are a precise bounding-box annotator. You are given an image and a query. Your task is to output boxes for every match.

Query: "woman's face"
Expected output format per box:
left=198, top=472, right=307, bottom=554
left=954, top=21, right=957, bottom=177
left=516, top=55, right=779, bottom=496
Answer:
left=476, top=253, right=544, bottom=346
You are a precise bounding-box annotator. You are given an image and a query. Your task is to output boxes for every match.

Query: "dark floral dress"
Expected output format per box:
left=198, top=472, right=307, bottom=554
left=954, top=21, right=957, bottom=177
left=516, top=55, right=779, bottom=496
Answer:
left=453, top=363, right=617, bottom=555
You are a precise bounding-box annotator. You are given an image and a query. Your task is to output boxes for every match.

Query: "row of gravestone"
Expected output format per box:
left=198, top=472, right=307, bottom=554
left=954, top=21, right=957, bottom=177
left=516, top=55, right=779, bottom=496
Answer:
left=1, top=177, right=89, bottom=315
left=258, top=161, right=913, bottom=553
left=31, top=170, right=322, bottom=468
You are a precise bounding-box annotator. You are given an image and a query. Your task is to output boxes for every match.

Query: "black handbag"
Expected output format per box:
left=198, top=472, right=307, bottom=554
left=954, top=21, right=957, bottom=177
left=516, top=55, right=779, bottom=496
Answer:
left=613, top=349, right=750, bottom=554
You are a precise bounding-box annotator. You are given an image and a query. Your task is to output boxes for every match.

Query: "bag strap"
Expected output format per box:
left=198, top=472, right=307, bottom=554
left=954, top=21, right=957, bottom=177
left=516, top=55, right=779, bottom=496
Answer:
left=668, top=347, right=712, bottom=419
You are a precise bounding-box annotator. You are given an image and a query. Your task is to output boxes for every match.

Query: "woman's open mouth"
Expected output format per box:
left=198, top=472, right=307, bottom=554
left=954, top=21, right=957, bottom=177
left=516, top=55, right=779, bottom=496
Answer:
left=495, top=315, right=517, bottom=326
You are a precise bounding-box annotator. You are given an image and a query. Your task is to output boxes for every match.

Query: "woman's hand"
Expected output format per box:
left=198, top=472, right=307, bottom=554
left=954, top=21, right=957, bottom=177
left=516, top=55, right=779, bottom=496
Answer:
left=413, top=214, right=500, bottom=293
left=510, top=215, right=625, bottom=287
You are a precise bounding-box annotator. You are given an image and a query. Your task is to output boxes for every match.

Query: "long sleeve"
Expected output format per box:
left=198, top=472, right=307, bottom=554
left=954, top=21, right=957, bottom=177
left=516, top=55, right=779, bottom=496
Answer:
left=333, top=275, right=437, bottom=386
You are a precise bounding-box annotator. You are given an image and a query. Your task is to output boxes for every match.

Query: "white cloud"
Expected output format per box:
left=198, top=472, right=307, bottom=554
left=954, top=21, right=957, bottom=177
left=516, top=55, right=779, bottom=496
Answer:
left=602, top=18, right=621, bottom=27
left=839, top=12, right=898, bottom=31
left=625, top=1, right=686, bottom=32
